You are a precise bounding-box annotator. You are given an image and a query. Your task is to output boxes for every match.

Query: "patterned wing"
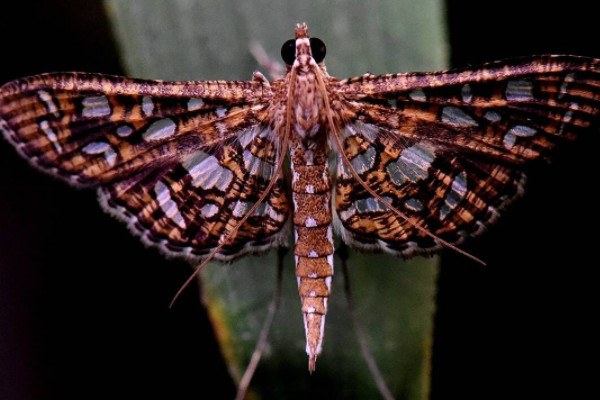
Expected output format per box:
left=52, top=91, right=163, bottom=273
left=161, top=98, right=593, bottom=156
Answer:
left=0, top=73, right=289, bottom=261
left=335, top=55, right=600, bottom=257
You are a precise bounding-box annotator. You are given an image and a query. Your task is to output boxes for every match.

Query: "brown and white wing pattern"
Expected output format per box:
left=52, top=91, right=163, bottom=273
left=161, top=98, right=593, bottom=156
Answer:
left=0, top=73, right=290, bottom=261
left=335, top=55, right=600, bottom=257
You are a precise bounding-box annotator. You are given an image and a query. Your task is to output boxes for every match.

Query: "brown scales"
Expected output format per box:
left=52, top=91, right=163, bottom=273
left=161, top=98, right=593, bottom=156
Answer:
left=3, top=22, right=600, bottom=386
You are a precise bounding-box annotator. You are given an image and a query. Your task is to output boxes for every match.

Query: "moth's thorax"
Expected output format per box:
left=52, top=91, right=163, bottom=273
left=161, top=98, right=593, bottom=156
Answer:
left=288, top=70, right=330, bottom=166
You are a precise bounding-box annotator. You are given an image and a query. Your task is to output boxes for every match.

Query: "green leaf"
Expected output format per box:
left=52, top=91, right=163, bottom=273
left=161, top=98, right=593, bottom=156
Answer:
left=104, top=1, right=448, bottom=398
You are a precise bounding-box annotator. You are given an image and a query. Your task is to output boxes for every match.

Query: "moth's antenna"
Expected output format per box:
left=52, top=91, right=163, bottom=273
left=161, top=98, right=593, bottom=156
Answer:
left=169, top=69, right=296, bottom=308
left=250, top=41, right=284, bottom=80
left=311, top=63, right=485, bottom=266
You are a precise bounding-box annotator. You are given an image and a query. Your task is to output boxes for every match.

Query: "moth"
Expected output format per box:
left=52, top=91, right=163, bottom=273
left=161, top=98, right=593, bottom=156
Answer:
left=1, top=23, right=599, bottom=374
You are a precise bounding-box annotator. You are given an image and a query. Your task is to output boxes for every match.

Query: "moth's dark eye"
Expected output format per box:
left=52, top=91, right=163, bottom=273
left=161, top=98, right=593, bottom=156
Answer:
left=310, top=37, right=326, bottom=63
left=280, top=39, right=296, bottom=65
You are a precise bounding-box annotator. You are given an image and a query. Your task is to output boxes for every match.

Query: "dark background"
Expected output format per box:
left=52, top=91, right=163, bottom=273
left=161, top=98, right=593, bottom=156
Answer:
left=0, top=1, right=597, bottom=399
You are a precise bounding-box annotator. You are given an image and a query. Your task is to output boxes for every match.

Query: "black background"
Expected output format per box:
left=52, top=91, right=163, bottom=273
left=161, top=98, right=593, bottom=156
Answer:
left=0, top=1, right=597, bottom=399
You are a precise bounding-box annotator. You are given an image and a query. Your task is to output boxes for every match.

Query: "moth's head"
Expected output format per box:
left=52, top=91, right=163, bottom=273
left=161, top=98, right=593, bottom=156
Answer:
left=280, top=23, right=326, bottom=69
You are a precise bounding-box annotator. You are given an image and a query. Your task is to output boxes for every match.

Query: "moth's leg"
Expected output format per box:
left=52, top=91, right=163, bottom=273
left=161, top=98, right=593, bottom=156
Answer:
left=235, top=247, right=287, bottom=400
left=250, top=41, right=284, bottom=80
left=338, top=243, right=394, bottom=400
left=252, top=71, right=271, bottom=88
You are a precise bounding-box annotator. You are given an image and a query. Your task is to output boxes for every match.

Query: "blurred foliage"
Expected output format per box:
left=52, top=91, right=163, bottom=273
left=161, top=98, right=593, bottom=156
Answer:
left=105, top=0, right=447, bottom=398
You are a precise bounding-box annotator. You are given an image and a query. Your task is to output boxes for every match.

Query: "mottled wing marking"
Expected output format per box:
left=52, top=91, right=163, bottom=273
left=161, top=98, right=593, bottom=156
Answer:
left=1, top=73, right=264, bottom=184
left=335, top=56, right=600, bottom=257
left=0, top=73, right=290, bottom=261
left=100, top=122, right=290, bottom=261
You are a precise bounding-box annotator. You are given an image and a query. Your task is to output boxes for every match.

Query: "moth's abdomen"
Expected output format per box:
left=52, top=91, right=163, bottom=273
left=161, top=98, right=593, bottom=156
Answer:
left=291, top=161, right=333, bottom=371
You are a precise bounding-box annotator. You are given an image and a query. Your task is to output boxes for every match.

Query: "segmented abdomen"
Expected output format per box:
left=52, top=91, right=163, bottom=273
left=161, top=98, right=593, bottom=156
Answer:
left=291, top=160, right=334, bottom=371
